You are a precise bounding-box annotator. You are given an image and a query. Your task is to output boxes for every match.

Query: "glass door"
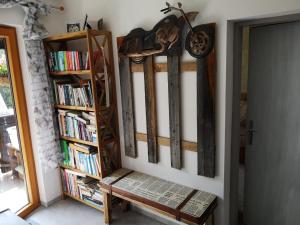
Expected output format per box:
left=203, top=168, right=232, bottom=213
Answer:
left=0, top=38, right=29, bottom=213
left=0, top=26, right=39, bottom=217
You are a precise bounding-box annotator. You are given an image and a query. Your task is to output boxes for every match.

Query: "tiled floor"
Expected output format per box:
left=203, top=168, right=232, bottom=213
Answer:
left=26, top=198, right=165, bottom=225
left=0, top=171, right=28, bottom=213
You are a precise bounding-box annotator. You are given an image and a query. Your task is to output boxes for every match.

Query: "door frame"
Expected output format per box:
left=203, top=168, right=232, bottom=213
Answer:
left=228, top=13, right=300, bottom=225
left=0, top=25, right=40, bottom=217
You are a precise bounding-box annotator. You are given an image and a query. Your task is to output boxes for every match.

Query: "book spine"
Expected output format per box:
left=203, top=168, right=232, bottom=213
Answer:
left=85, top=52, right=89, bottom=70
left=64, top=51, right=67, bottom=71
left=57, top=51, right=63, bottom=71
left=79, top=52, right=83, bottom=70
left=75, top=52, right=80, bottom=71
left=64, top=85, right=70, bottom=105
left=88, top=81, right=94, bottom=107
left=48, top=52, right=53, bottom=72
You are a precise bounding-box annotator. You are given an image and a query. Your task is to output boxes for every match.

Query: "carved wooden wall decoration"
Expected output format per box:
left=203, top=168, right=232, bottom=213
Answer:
left=117, top=2, right=216, bottom=177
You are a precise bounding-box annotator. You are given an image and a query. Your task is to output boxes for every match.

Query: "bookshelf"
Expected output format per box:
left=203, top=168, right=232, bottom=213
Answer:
left=50, top=70, right=92, bottom=76
left=43, top=29, right=121, bottom=211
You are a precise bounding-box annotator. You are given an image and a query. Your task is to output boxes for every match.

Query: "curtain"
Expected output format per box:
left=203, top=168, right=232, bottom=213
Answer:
left=0, top=0, right=61, bottom=170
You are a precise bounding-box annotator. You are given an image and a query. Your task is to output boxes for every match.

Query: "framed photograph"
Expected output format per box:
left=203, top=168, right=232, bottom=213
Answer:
left=67, top=23, right=80, bottom=33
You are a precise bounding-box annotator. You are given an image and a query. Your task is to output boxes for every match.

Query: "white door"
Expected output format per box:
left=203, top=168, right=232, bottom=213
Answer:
left=245, top=21, right=300, bottom=225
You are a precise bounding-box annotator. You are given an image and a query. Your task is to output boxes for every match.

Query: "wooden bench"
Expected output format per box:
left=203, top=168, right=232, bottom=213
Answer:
left=100, top=169, right=217, bottom=225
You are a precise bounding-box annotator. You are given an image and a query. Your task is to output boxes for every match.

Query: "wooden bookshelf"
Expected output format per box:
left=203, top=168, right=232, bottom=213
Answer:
left=44, top=30, right=110, bottom=42
left=60, top=164, right=101, bottom=180
left=55, top=104, right=95, bottom=112
left=63, top=192, right=104, bottom=212
left=60, top=136, right=98, bottom=147
left=50, top=70, right=91, bottom=76
left=44, top=29, right=121, bottom=213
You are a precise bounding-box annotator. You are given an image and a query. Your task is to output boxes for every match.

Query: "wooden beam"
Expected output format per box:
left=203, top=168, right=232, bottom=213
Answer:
left=136, top=133, right=197, bottom=152
left=143, top=56, right=158, bottom=163
left=197, top=57, right=215, bottom=178
left=131, top=61, right=196, bottom=73
left=103, top=192, right=111, bottom=224
left=119, top=57, right=137, bottom=158
left=167, top=56, right=182, bottom=169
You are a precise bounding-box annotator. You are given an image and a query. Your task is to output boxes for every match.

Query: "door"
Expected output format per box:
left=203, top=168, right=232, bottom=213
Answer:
left=0, top=26, right=39, bottom=217
left=245, top=21, right=300, bottom=225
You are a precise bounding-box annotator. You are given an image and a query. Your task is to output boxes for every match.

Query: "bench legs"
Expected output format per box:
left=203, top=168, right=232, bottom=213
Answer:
left=120, top=200, right=130, bottom=212
left=104, top=192, right=112, bottom=224
left=206, top=213, right=214, bottom=225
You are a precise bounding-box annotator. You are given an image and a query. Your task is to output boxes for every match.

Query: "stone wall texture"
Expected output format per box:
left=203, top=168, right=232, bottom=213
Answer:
left=25, top=40, right=61, bottom=170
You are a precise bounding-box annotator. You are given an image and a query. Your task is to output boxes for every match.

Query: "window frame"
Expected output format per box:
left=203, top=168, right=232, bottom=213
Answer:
left=0, top=25, right=40, bottom=217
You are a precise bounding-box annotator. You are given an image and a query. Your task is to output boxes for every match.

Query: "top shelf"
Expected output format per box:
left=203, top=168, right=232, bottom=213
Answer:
left=44, top=29, right=111, bottom=43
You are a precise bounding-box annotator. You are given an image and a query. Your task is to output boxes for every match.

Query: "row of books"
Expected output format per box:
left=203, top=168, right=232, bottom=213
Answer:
left=77, top=178, right=103, bottom=208
left=61, top=141, right=100, bottom=177
left=58, top=110, right=97, bottom=143
left=53, top=80, right=93, bottom=107
left=60, top=169, right=103, bottom=208
left=48, top=51, right=89, bottom=72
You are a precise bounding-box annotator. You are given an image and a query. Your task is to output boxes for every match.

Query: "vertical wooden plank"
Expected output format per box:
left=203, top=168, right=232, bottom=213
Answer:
left=106, top=32, right=122, bottom=170
left=119, top=57, right=137, bottom=158
left=167, top=56, right=182, bottom=169
left=86, top=30, right=107, bottom=177
left=103, top=192, right=111, bottom=224
left=143, top=56, right=158, bottom=163
left=197, top=58, right=215, bottom=177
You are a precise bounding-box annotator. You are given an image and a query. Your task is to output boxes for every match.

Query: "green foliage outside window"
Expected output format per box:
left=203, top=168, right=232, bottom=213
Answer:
left=0, top=85, right=13, bottom=109
left=0, top=49, right=12, bottom=109
left=0, top=50, right=8, bottom=76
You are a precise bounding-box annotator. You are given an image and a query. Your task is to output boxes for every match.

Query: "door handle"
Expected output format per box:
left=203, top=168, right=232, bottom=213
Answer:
left=248, top=120, right=257, bottom=145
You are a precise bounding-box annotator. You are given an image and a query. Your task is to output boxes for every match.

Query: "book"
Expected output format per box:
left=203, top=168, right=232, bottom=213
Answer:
left=73, top=143, right=96, bottom=154
left=58, top=110, right=95, bottom=142
left=53, top=81, right=93, bottom=107
left=47, top=51, right=90, bottom=72
left=62, top=142, right=100, bottom=177
left=61, top=140, right=69, bottom=165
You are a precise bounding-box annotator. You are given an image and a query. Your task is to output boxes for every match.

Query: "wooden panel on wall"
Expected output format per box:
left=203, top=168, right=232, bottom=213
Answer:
left=136, top=133, right=197, bottom=152
left=143, top=56, right=158, bottom=163
left=131, top=61, right=196, bottom=73
left=119, top=57, right=137, bottom=158
left=197, top=49, right=216, bottom=178
left=167, top=56, right=182, bottom=169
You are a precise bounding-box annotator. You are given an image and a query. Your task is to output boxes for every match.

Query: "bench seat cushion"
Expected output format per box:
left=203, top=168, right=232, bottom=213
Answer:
left=112, top=171, right=194, bottom=209
left=101, top=169, right=217, bottom=224
left=180, top=190, right=216, bottom=218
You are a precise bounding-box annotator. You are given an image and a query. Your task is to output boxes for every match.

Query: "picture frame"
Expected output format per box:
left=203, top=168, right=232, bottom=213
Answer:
left=67, top=23, right=81, bottom=33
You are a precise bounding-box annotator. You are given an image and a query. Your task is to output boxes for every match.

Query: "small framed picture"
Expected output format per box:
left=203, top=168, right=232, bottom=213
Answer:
left=67, top=23, right=81, bottom=33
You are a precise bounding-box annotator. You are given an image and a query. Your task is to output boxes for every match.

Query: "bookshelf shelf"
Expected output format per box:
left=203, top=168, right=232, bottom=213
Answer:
left=63, top=192, right=104, bottom=212
left=44, top=29, right=121, bottom=215
left=44, top=29, right=110, bottom=42
left=60, top=164, right=101, bottom=180
left=55, top=104, right=95, bottom=112
left=60, top=136, right=98, bottom=147
left=50, top=70, right=91, bottom=76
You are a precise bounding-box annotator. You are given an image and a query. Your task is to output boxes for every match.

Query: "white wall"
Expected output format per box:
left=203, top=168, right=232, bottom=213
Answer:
left=0, top=0, right=65, bottom=205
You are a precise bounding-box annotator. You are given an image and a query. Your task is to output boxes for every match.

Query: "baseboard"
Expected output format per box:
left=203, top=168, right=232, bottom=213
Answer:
left=40, top=195, right=61, bottom=207
left=131, top=204, right=184, bottom=225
